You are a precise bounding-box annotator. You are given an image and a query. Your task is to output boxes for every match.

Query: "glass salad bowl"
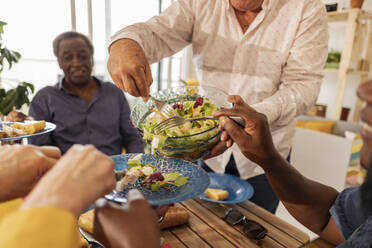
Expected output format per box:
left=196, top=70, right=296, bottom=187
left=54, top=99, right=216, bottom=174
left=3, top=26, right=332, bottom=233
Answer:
left=130, top=85, right=231, bottom=161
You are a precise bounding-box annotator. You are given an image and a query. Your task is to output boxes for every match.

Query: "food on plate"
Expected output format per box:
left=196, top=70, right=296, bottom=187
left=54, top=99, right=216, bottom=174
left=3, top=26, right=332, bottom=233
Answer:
left=1, top=120, right=46, bottom=139
left=5, top=110, right=29, bottom=122
left=142, top=97, right=220, bottom=157
left=78, top=209, right=95, bottom=234
left=115, top=154, right=189, bottom=191
left=204, top=188, right=229, bottom=201
left=2, top=124, right=27, bottom=137
left=116, top=170, right=140, bottom=191
left=11, top=120, right=46, bottom=134
left=79, top=235, right=89, bottom=248
left=0, top=131, right=7, bottom=138
left=78, top=209, right=93, bottom=248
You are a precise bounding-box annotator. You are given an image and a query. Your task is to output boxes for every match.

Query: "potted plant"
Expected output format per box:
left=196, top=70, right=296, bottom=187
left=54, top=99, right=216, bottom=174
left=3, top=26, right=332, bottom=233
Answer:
left=0, top=21, right=34, bottom=120
left=325, top=50, right=342, bottom=70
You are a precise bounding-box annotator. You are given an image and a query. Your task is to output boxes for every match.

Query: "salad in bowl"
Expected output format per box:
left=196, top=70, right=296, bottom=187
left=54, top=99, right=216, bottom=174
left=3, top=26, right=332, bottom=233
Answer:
left=130, top=85, right=231, bottom=161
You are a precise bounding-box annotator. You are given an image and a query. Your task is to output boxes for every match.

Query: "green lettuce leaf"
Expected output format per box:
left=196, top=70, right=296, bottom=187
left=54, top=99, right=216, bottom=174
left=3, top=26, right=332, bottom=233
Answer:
left=163, top=172, right=180, bottom=182
left=174, top=176, right=189, bottom=187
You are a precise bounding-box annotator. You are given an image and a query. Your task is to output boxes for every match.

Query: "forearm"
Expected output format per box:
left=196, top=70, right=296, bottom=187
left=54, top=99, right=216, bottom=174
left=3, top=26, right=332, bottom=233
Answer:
left=261, top=153, right=339, bottom=234
left=110, top=0, right=193, bottom=63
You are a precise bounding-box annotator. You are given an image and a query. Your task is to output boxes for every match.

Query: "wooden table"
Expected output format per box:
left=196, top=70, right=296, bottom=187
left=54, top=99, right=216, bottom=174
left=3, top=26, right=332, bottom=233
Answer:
left=161, top=199, right=310, bottom=248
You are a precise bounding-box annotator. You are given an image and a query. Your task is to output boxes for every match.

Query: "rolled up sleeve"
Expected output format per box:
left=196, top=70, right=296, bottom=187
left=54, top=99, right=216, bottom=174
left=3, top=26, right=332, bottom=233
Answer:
left=329, top=187, right=367, bottom=239
left=110, top=0, right=195, bottom=64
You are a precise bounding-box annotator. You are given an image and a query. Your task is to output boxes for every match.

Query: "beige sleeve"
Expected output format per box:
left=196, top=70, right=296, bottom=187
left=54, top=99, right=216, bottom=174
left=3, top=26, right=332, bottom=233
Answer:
left=110, top=0, right=196, bottom=64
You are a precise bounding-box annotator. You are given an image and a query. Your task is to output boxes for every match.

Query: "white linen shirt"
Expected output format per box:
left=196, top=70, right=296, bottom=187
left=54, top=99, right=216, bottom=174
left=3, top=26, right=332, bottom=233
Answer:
left=111, top=0, right=328, bottom=179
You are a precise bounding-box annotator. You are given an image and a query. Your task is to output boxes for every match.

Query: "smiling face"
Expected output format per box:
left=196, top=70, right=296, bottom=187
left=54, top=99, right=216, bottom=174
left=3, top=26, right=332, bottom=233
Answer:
left=230, top=0, right=264, bottom=12
left=57, top=37, right=93, bottom=86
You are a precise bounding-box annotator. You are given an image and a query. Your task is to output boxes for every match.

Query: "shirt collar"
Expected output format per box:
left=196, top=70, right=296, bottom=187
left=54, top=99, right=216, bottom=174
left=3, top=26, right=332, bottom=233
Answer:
left=225, top=0, right=272, bottom=11
left=57, top=76, right=102, bottom=91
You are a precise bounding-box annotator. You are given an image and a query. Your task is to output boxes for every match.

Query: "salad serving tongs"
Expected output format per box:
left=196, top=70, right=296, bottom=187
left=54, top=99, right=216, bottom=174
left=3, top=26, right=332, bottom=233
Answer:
left=153, top=115, right=245, bottom=134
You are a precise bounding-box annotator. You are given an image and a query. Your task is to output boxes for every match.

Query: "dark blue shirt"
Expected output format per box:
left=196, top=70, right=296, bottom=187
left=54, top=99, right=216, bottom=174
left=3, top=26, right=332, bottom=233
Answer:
left=330, top=186, right=372, bottom=248
left=28, top=77, right=144, bottom=155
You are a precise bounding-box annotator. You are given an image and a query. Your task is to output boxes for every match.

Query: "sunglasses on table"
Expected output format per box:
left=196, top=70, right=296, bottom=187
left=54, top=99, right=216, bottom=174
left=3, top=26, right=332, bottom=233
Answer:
left=222, top=208, right=268, bottom=243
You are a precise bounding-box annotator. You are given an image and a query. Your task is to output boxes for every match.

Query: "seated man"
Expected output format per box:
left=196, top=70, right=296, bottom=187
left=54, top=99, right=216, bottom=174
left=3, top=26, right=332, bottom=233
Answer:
left=210, top=81, right=372, bottom=247
left=29, top=31, right=143, bottom=155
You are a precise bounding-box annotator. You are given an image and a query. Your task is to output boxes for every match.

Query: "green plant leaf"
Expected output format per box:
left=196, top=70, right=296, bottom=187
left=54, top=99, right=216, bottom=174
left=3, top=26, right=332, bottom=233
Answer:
left=15, top=86, right=27, bottom=109
left=0, top=89, right=17, bottom=115
left=13, top=51, right=21, bottom=60
left=1, top=46, right=20, bottom=70
left=0, top=89, right=5, bottom=99
left=0, top=21, right=7, bottom=34
left=20, top=81, right=35, bottom=94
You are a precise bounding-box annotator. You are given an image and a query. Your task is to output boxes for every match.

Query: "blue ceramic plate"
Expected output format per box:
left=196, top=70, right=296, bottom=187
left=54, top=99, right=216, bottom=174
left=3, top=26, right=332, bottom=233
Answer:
left=105, top=154, right=210, bottom=206
left=0, top=121, right=56, bottom=141
left=199, top=173, right=254, bottom=204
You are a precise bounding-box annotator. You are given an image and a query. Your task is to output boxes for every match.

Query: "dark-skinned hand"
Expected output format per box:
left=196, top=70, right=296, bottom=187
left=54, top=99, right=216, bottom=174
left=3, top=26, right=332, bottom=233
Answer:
left=94, top=189, right=161, bottom=248
left=213, top=95, right=280, bottom=166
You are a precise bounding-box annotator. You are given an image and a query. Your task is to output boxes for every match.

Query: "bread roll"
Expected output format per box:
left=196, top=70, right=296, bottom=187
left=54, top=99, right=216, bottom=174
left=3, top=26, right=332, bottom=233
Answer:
left=159, top=206, right=189, bottom=229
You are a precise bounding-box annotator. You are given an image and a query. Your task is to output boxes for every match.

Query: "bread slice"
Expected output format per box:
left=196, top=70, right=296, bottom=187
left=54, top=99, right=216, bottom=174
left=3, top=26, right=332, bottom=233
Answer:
left=11, top=120, right=46, bottom=134
left=204, top=188, right=228, bottom=201
left=78, top=209, right=94, bottom=234
left=159, top=206, right=189, bottom=229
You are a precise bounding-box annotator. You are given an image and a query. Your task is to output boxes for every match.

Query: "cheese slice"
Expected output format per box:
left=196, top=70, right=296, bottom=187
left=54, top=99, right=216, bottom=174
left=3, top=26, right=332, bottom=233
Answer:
left=204, top=188, right=228, bottom=201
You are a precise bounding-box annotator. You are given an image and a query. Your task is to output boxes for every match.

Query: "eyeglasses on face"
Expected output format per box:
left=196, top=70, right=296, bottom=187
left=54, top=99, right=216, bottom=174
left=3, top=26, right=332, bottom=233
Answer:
left=222, top=208, right=268, bottom=242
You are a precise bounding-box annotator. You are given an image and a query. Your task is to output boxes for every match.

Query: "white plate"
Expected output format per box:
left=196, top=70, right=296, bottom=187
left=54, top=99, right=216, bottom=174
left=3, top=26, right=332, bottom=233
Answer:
left=0, top=121, right=56, bottom=141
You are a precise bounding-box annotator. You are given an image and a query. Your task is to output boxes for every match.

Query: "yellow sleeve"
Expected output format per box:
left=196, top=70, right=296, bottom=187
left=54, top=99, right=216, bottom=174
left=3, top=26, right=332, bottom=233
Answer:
left=0, top=198, right=23, bottom=222
left=0, top=207, right=80, bottom=248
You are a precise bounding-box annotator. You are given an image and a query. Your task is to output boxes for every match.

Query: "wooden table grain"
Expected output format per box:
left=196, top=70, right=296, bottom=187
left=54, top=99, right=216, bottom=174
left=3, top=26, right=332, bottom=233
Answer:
left=161, top=199, right=310, bottom=248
